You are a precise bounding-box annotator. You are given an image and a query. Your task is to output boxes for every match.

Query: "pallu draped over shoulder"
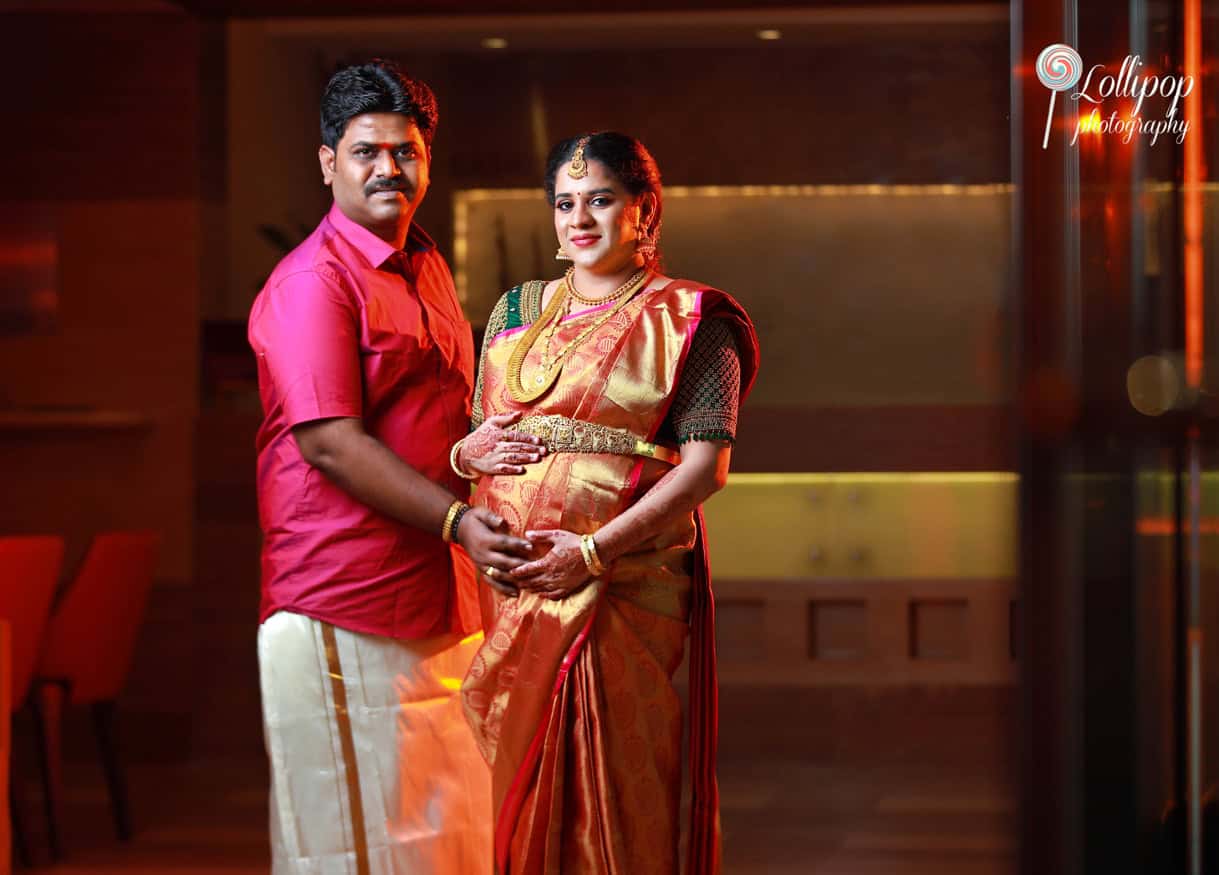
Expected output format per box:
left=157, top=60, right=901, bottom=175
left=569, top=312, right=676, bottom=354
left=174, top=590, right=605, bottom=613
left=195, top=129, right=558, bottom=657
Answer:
left=461, top=278, right=759, bottom=875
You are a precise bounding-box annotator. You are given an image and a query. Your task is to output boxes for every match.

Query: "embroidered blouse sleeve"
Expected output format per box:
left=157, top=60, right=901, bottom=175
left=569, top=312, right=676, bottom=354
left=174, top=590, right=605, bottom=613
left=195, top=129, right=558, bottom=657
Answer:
left=471, top=291, right=512, bottom=430
left=667, top=317, right=742, bottom=444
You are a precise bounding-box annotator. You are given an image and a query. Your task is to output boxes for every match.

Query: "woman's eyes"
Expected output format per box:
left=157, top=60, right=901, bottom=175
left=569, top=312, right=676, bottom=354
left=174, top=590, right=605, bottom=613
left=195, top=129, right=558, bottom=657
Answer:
left=556, top=197, right=613, bottom=211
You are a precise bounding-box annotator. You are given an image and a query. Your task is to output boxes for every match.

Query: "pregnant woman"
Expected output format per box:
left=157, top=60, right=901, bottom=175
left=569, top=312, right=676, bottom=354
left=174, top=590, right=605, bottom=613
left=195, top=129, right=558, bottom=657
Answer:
left=456, top=131, right=759, bottom=875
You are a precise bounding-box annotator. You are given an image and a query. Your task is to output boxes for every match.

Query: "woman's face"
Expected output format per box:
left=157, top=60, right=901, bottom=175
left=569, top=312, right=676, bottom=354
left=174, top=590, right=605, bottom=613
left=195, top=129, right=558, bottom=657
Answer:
left=553, top=159, right=647, bottom=275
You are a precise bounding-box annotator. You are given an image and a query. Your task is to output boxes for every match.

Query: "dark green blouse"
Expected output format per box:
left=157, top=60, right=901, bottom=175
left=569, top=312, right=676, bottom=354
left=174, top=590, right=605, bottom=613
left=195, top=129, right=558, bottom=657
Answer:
left=472, top=284, right=741, bottom=445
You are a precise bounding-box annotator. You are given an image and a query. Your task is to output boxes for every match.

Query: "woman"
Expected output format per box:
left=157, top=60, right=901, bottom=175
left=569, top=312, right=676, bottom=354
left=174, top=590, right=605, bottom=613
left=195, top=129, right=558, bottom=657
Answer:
left=454, top=132, right=759, bottom=875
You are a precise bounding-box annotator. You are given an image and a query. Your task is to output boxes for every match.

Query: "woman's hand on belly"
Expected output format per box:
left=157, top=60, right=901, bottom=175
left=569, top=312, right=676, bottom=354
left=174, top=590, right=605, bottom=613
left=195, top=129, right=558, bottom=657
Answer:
left=460, top=412, right=546, bottom=477
left=508, top=529, right=592, bottom=600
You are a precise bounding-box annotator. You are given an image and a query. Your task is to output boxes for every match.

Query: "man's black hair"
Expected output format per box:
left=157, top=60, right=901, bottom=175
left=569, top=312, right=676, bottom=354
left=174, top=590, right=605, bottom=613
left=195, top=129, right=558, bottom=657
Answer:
left=320, top=59, right=438, bottom=149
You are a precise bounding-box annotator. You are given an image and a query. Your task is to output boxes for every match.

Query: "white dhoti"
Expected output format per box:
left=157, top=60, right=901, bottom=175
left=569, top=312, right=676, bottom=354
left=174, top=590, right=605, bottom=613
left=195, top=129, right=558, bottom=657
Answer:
left=258, top=611, right=492, bottom=875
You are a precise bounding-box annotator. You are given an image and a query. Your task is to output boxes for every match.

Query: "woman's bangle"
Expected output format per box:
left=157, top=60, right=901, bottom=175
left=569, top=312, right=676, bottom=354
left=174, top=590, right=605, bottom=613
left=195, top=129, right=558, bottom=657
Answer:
left=579, top=536, right=595, bottom=575
left=585, top=534, right=606, bottom=574
left=450, top=438, right=478, bottom=480
left=441, top=499, right=469, bottom=543
left=580, top=534, right=606, bottom=576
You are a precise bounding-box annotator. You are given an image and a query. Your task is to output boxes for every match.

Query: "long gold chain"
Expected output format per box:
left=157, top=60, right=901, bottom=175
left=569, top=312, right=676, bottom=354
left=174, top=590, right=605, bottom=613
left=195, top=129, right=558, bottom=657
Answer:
left=506, top=270, right=651, bottom=403
left=538, top=292, right=572, bottom=372
left=506, top=281, right=568, bottom=403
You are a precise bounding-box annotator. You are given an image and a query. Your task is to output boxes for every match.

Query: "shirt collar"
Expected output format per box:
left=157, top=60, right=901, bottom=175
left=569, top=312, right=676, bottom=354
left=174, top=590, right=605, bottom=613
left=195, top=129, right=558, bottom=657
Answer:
left=326, top=201, right=437, bottom=270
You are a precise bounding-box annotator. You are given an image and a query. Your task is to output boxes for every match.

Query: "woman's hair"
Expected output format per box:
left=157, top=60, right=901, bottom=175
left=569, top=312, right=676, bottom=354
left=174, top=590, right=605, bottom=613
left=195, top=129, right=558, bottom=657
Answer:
left=544, top=132, right=663, bottom=270
left=320, top=59, right=438, bottom=149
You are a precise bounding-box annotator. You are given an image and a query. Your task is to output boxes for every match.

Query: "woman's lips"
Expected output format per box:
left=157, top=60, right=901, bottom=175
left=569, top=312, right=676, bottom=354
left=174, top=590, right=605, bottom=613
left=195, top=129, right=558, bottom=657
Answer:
left=570, top=236, right=600, bottom=247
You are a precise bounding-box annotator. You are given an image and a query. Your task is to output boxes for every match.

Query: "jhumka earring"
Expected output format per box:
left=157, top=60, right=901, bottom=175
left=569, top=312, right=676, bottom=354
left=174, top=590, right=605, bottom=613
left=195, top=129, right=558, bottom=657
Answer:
left=635, top=227, right=657, bottom=259
left=555, top=245, right=572, bottom=261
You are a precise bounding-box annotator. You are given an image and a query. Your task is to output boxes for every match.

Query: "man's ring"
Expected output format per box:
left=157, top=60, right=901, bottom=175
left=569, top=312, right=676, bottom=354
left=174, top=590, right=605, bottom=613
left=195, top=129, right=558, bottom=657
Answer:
left=484, top=565, right=497, bottom=578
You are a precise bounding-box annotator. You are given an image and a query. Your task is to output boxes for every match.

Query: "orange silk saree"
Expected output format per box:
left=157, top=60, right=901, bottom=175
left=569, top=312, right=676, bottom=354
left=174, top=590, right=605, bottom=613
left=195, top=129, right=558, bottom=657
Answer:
left=462, top=280, right=758, bottom=875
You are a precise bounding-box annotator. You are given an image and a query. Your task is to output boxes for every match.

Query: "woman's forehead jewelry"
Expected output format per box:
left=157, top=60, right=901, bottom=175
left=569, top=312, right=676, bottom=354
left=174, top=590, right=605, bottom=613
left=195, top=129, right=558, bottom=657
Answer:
left=567, top=137, right=589, bottom=179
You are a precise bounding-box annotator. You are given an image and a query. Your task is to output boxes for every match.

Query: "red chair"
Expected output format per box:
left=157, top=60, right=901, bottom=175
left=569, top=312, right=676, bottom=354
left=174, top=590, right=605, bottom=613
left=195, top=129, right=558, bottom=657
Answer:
left=0, top=534, right=65, bottom=868
left=33, top=531, right=158, bottom=859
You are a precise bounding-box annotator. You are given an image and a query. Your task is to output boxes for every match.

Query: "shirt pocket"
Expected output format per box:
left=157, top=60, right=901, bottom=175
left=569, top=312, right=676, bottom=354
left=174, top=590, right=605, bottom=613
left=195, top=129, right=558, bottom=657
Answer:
left=363, top=284, right=435, bottom=387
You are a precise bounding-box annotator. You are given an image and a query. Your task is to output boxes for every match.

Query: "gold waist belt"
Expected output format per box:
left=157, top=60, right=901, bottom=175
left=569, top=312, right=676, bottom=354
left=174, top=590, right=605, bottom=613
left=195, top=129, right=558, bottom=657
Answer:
left=515, top=415, right=680, bottom=466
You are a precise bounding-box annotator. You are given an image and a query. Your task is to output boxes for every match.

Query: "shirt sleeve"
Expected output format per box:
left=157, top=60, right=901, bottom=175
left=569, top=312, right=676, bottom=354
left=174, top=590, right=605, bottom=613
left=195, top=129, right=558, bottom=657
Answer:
left=667, top=317, right=742, bottom=444
left=250, top=268, right=363, bottom=428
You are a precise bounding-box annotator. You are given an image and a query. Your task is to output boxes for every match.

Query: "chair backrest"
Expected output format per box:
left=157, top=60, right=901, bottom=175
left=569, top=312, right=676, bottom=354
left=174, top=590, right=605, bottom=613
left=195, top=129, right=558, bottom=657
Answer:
left=0, top=535, right=65, bottom=708
left=39, top=531, right=159, bottom=704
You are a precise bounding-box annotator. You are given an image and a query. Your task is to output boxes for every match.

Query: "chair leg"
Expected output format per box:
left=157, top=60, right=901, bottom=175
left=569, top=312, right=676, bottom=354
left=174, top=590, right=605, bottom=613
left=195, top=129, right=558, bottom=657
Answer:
left=91, top=701, right=131, bottom=841
left=9, top=778, right=32, bottom=868
left=31, top=683, right=65, bottom=861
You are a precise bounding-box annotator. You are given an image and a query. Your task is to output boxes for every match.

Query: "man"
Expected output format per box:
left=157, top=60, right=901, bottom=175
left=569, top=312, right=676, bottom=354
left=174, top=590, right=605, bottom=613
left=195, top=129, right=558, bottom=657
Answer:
left=248, top=60, right=538, bottom=873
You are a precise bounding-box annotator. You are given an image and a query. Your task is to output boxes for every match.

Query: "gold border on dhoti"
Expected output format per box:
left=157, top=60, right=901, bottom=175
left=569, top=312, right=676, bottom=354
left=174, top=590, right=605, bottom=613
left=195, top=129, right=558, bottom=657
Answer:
left=322, top=623, right=371, bottom=875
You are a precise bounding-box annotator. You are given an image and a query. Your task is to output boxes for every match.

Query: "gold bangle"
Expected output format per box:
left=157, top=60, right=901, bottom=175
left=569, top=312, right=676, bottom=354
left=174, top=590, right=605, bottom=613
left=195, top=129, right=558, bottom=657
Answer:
left=585, top=534, right=606, bottom=575
left=580, top=534, right=606, bottom=576
left=450, top=439, right=478, bottom=480
left=579, top=535, right=597, bottom=576
left=441, top=499, right=466, bottom=542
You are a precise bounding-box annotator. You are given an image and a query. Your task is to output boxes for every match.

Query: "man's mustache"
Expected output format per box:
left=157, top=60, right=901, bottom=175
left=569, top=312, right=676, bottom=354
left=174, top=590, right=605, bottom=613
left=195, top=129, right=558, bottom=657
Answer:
left=365, top=179, right=412, bottom=197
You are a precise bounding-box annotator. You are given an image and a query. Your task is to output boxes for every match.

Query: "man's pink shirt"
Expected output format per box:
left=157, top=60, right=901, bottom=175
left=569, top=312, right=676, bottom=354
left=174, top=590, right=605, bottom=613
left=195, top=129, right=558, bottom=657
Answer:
left=248, top=203, right=475, bottom=639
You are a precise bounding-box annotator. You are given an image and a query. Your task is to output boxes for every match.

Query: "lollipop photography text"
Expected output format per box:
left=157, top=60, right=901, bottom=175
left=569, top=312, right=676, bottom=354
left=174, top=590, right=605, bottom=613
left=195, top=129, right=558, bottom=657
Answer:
left=1036, top=44, right=1194, bottom=148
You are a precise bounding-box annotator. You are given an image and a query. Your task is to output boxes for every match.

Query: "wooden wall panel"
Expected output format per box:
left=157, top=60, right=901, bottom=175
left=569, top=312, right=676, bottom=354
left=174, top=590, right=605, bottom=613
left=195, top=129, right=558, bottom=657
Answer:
left=714, top=578, right=1017, bottom=686
left=734, top=404, right=1014, bottom=472
left=0, top=11, right=203, bottom=761
left=0, top=11, right=202, bottom=581
left=0, top=13, right=201, bottom=202
left=909, top=599, right=970, bottom=661
left=808, top=600, right=868, bottom=661
left=0, top=198, right=200, bottom=584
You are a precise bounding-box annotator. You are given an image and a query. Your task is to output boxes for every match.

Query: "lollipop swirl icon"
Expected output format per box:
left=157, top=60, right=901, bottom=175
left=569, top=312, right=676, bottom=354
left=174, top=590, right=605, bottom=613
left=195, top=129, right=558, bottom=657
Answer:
left=1037, top=43, right=1083, bottom=148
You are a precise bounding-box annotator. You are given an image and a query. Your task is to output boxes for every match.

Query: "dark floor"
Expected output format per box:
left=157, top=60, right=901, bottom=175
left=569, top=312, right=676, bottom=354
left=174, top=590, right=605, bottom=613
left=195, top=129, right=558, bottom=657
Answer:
left=12, top=686, right=1017, bottom=875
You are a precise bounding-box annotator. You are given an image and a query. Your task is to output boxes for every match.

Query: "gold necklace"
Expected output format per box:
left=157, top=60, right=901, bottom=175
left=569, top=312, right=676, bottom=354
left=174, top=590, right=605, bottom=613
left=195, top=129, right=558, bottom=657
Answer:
left=565, top=266, right=647, bottom=306
left=539, top=270, right=651, bottom=379
left=506, top=271, right=652, bottom=403
left=538, top=286, right=572, bottom=373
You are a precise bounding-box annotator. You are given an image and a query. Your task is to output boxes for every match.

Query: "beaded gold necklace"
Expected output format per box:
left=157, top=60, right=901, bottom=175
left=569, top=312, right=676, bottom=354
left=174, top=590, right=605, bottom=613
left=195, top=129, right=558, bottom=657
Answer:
left=564, top=266, right=642, bottom=306
left=506, top=269, right=651, bottom=403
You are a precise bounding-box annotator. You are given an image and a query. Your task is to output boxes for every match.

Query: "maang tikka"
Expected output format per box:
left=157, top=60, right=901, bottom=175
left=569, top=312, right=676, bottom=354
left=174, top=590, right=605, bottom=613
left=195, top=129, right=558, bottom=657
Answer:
left=567, top=137, right=589, bottom=179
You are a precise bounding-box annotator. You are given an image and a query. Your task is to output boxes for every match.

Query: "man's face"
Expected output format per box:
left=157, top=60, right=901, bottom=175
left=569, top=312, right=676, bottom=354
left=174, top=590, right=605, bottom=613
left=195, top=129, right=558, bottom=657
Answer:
left=319, top=112, right=430, bottom=242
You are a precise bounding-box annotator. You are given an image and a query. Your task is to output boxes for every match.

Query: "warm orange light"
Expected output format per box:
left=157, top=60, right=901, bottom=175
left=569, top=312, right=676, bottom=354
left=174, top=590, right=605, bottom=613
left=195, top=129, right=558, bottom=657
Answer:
left=1184, top=0, right=1204, bottom=388
left=1138, top=517, right=1219, bottom=536
left=1079, top=110, right=1104, bottom=135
